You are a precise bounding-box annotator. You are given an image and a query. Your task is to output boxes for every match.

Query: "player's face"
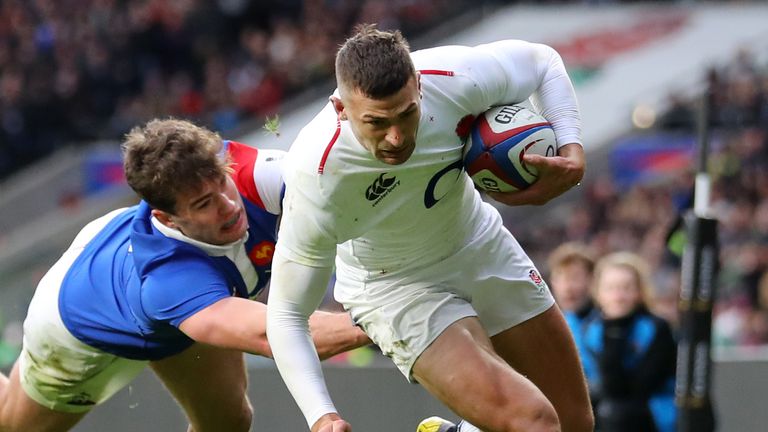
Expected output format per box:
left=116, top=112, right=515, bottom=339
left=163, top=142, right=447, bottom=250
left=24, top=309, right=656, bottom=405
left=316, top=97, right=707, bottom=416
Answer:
left=595, top=266, right=643, bottom=319
left=335, top=75, right=421, bottom=165
left=550, top=262, right=592, bottom=312
left=155, top=175, right=248, bottom=246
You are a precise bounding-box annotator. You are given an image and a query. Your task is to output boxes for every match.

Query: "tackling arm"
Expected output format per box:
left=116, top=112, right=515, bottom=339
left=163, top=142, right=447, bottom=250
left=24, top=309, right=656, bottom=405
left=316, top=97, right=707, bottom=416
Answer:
left=178, top=297, right=369, bottom=359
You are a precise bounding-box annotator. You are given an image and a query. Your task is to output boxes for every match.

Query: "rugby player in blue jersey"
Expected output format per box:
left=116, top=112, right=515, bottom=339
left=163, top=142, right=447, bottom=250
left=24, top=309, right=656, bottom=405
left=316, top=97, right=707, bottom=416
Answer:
left=0, top=119, right=370, bottom=432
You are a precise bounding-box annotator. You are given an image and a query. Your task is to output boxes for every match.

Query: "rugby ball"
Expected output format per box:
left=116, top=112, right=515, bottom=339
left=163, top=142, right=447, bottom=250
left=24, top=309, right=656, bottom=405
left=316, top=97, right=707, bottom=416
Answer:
left=464, top=105, right=556, bottom=192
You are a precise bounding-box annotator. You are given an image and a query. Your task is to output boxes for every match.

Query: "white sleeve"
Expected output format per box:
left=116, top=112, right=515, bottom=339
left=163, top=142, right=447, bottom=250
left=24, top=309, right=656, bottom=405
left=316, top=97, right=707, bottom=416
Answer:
left=266, top=251, right=336, bottom=428
left=475, top=40, right=582, bottom=148
left=252, top=149, right=286, bottom=215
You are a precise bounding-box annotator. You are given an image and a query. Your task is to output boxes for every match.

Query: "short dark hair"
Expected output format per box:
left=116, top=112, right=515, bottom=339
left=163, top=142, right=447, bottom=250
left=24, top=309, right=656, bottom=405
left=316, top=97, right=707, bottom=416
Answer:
left=335, top=24, right=416, bottom=99
left=122, top=119, right=229, bottom=214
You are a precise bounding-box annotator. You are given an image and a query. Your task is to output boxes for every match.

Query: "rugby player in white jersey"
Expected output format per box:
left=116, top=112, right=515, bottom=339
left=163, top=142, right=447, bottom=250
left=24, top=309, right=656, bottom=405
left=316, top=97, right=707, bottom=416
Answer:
left=266, top=25, right=593, bottom=432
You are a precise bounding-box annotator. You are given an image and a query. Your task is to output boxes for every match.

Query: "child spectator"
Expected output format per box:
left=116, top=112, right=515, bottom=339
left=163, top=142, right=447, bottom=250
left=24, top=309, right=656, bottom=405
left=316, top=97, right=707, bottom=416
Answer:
left=583, top=252, right=677, bottom=432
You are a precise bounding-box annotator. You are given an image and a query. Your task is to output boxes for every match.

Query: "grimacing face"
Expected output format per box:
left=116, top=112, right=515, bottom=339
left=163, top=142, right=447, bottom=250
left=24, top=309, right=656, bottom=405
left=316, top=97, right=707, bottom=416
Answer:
left=332, top=74, right=421, bottom=165
left=153, top=175, right=248, bottom=246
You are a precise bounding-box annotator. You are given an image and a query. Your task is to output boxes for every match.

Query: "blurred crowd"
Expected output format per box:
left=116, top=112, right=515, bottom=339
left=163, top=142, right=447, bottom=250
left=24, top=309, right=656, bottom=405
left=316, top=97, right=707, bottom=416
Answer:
left=0, top=0, right=478, bottom=179
left=517, top=47, right=768, bottom=349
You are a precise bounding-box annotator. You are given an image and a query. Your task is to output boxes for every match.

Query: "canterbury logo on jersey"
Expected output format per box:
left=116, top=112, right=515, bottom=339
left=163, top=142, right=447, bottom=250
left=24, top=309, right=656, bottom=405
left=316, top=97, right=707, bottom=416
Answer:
left=365, top=173, right=400, bottom=207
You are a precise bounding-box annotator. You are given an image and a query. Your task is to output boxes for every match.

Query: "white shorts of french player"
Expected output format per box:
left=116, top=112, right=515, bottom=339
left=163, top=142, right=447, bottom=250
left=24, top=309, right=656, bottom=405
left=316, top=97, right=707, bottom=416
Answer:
left=19, top=209, right=146, bottom=413
left=335, top=206, right=554, bottom=381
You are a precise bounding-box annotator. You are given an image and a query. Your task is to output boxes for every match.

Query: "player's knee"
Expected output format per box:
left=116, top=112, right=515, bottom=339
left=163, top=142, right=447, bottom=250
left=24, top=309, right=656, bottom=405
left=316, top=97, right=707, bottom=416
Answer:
left=223, top=411, right=252, bottom=432
left=507, top=400, right=560, bottom=432
left=234, top=401, right=254, bottom=431
left=484, top=395, right=560, bottom=432
left=204, top=401, right=252, bottom=432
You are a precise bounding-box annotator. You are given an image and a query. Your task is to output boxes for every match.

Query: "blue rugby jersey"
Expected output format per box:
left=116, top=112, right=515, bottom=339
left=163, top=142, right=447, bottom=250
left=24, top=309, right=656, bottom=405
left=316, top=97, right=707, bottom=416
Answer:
left=58, top=141, right=282, bottom=360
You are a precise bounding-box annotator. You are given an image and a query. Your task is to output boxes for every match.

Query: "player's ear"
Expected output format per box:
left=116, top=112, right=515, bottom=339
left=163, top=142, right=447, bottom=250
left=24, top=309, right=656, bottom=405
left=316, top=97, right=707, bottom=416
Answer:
left=152, top=209, right=176, bottom=229
left=330, top=96, right=347, bottom=121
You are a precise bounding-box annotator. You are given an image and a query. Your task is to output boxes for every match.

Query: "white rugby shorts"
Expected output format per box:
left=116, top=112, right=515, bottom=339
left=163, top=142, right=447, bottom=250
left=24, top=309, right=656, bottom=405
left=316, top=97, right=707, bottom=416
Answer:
left=19, top=209, right=147, bottom=413
left=334, top=206, right=554, bottom=380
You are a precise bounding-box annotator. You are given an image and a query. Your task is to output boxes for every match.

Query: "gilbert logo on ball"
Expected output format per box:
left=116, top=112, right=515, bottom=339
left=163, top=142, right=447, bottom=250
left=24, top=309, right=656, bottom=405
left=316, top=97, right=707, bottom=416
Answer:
left=464, top=105, right=556, bottom=192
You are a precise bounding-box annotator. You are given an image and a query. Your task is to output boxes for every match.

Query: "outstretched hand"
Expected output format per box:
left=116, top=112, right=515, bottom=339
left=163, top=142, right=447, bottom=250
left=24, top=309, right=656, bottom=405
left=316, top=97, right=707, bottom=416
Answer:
left=312, top=413, right=352, bottom=432
left=487, top=143, right=585, bottom=206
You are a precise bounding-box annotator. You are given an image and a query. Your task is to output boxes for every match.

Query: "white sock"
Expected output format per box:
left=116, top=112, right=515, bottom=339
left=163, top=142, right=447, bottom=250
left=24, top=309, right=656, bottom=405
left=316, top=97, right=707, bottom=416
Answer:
left=457, top=420, right=482, bottom=432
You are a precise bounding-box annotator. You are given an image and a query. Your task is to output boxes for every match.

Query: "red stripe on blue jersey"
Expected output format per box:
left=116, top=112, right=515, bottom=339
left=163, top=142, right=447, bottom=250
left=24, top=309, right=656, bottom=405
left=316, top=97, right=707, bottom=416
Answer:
left=224, top=140, right=266, bottom=209
left=318, top=119, right=341, bottom=174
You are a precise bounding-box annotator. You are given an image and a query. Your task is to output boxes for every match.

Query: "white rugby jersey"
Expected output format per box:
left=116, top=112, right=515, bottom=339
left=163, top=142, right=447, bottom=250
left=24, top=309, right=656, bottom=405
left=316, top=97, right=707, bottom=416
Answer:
left=267, top=39, right=581, bottom=428
left=279, top=40, right=580, bottom=273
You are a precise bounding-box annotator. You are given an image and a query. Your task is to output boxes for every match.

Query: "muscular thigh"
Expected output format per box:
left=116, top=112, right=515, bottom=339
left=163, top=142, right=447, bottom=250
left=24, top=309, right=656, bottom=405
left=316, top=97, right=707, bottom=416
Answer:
left=491, top=305, right=591, bottom=429
left=0, top=363, right=85, bottom=432
left=150, top=343, right=250, bottom=430
left=411, top=317, right=551, bottom=430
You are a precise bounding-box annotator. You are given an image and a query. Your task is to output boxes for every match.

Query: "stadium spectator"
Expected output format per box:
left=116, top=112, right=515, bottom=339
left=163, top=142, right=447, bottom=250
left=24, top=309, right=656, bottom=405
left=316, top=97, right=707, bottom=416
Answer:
left=583, top=251, right=677, bottom=432
left=0, top=119, right=369, bottom=432
left=548, top=242, right=597, bottom=316
left=547, top=242, right=600, bottom=422
left=266, top=25, right=592, bottom=432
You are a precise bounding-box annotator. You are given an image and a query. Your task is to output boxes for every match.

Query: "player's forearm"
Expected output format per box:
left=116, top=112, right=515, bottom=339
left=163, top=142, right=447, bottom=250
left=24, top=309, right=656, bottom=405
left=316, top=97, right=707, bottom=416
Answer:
left=309, top=311, right=370, bottom=360
left=226, top=307, right=369, bottom=360
left=268, top=301, right=337, bottom=426
left=179, top=298, right=274, bottom=356
left=267, top=252, right=339, bottom=427
left=234, top=309, right=369, bottom=359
